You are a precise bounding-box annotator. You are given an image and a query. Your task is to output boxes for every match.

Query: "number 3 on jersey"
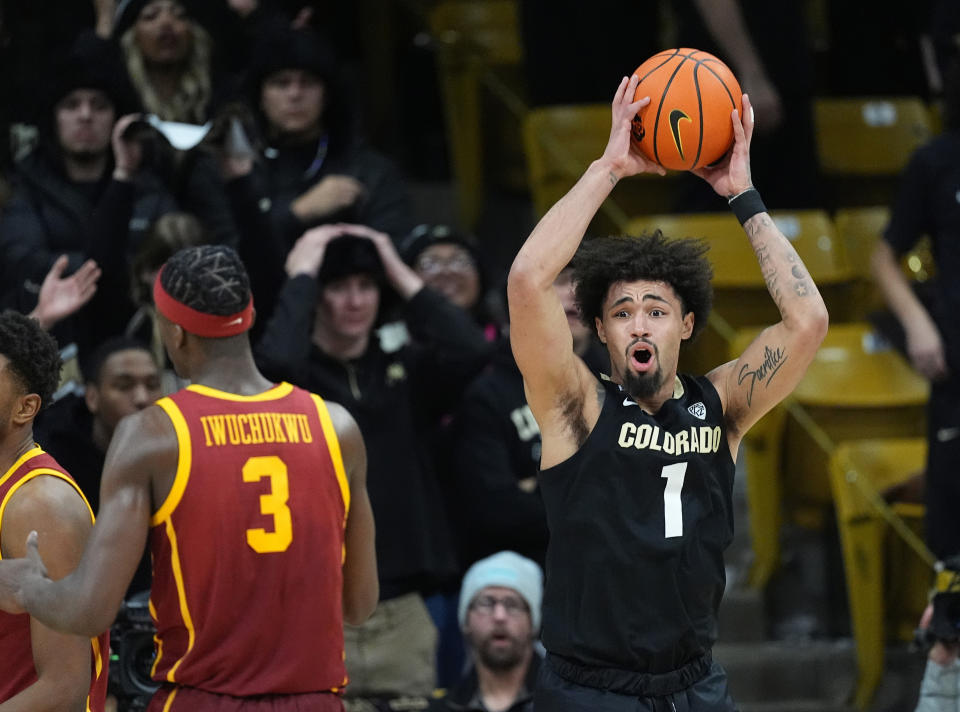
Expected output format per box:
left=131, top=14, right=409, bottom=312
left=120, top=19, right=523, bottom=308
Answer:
left=243, top=455, right=293, bottom=552
left=661, top=462, right=687, bottom=538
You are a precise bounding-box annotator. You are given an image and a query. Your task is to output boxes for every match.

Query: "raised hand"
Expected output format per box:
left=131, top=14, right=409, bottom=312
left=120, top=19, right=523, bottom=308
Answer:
left=285, top=224, right=348, bottom=278
left=336, top=224, right=424, bottom=299
left=602, top=75, right=666, bottom=179
left=112, top=114, right=146, bottom=182
left=30, top=256, right=101, bottom=331
left=691, top=93, right=754, bottom=198
left=291, top=175, right=366, bottom=221
left=335, top=224, right=396, bottom=264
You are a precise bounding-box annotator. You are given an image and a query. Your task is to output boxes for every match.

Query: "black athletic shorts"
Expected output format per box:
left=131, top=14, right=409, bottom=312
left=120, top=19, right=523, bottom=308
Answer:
left=925, top=379, right=960, bottom=560
left=534, top=656, right=737, bottom=712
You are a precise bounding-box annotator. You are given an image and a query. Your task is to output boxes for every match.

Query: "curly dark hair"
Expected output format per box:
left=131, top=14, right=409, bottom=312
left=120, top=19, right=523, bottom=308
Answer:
left=160, top=245, right=251, bottom=316
left=572, top=231, right=713, bottom=340
left=0, top=311, right=62, bottom=410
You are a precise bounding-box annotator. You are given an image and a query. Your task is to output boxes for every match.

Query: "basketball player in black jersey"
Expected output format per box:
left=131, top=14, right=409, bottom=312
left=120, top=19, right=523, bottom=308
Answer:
left=507, top=76, right=829, bottom=710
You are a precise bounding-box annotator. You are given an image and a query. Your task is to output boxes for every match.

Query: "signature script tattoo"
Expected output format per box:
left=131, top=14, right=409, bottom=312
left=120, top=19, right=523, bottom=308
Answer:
left=738, top=345, right=788, bottom=406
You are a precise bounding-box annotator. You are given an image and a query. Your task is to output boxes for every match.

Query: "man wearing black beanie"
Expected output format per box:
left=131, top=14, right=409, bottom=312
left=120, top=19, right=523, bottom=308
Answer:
left=219, top=22, right=414, bottom=330
left=256, top=222, right=494, bottom=707
left=0, top=30, right=177, bottom=364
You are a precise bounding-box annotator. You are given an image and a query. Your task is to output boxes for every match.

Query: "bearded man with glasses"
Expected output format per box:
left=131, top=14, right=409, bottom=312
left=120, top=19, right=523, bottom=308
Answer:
left=429, top=551, right=543, bottom=712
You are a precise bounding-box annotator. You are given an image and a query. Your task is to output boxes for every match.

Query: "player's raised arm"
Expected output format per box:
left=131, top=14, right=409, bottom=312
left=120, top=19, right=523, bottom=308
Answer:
left=507, top=76, right=663, bottom=421
left=696, top=95, right=829, bottom=446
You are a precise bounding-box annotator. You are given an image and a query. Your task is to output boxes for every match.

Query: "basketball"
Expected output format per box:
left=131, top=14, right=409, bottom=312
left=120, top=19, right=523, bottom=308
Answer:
left=630, top=48, right=743, bottom=171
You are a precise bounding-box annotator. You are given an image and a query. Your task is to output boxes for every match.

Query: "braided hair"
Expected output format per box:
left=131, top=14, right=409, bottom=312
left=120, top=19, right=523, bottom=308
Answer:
left=159, top=245, right=251, bottom=316
left=0, top=311, right=62, bottom=410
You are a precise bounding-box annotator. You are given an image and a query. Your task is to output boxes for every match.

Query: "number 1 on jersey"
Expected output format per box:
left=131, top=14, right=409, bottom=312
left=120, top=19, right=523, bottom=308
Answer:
left=661, top=462, right=687, bottom=538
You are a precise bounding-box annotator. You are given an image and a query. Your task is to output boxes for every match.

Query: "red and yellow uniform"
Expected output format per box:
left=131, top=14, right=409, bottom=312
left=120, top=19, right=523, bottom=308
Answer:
left=148, top=382, right=350, bottom=699
left=0, top=447, right=108, bottom=712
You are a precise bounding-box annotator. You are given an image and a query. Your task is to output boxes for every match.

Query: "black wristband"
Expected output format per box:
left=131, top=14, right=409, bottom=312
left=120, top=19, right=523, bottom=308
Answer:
left=728, top=187, right=766, bottom=226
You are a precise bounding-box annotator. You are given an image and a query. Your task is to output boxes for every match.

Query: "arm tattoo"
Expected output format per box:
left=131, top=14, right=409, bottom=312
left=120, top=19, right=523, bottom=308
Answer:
left=750, top=235, right=788, bottom=317
left=737, top=345, right=788, bottom=406
left=744, top=213, right=772, bottom=240
left=745, top=215, right=818, bottom=314
left=790, top=263, right=810, bottom=297
left=608, top=171, right=618, bottom=187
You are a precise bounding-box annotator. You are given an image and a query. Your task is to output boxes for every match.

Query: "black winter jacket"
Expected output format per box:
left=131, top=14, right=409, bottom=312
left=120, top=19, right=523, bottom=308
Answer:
left=0, top=149, right=177, bottom=355
left=255, top=277, right=493, bottom=598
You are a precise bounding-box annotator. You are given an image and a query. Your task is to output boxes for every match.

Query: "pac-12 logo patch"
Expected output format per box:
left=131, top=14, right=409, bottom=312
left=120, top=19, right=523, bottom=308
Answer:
left=688, top=402, right=706, bottom=420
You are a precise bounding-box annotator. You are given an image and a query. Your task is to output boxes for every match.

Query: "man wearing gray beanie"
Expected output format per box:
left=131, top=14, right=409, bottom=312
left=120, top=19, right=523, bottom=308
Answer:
left=430, top=551, right=543, bottom=712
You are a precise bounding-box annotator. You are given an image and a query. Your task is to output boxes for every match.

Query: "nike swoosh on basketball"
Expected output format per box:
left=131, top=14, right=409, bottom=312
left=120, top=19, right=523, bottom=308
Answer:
left=669, top=109, right=691, bottom=160
left=937, top=426, right=960, bottom=442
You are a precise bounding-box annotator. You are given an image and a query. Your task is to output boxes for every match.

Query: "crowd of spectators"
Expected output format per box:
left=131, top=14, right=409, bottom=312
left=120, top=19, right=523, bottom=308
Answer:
left=0, top=1, right=549, bottom=707
left=1, top=1, right=958, bottom=711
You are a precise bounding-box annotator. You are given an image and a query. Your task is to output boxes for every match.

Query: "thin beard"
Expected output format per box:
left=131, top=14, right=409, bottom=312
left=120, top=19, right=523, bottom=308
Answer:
left=623, top=366, right=664, bottom=400
left=477, top=640, right=524, bottom=671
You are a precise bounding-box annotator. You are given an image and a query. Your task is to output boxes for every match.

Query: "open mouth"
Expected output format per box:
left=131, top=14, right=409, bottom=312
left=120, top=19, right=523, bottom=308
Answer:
left=630, top=343, right=655, bottom=371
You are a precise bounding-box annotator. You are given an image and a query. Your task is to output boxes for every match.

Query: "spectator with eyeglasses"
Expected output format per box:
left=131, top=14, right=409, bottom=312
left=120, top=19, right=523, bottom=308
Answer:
left=429, top=551, right=543, bottom=712
left=401, top=224, right=502, bottom=342
left=395, top=224, right=504, bottom=688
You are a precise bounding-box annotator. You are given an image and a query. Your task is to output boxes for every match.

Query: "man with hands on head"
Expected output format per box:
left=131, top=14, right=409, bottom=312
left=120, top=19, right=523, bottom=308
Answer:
left=258, top=223, right=492, bottom=703
left=507, top=76, right=829, bottom=711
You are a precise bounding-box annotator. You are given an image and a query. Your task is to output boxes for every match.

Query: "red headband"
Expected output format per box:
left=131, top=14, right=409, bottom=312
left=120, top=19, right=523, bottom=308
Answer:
left=153, top=268, right=254, bottom=338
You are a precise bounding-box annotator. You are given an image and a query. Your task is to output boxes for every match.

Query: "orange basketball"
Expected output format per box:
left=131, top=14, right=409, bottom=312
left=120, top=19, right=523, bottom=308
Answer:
left=629, top=48, right=742, bottom=171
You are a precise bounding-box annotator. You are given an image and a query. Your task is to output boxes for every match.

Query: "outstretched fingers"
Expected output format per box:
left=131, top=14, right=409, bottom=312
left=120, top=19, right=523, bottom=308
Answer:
left=733, top=94, right=754, bottom=147
left=630, top=94, right=652, bottom=115
left=48, top=254, right=69, bottom=278
left=613, top=75, right=630, bottom=105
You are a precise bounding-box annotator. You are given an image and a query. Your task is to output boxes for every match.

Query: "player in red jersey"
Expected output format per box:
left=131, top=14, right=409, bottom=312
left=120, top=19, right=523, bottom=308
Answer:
left=0, top=245, right=378, bottom=711
left=0, top=310, right=108, bottom=711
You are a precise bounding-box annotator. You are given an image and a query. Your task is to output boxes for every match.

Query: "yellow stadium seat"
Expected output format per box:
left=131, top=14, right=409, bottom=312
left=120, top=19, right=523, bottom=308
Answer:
left=783, top=323, right=928, bottom=509
left=835, top=206, right=890, bottom=271
left=814, top=96, right=934, bottom=208
left=729, top=322, right=929, bottom=589
left=828, top=438, right=932, bottom=709
left=523, top=106, right=681, bottom=234
left=429, top=0, right=526, bottom=229
left=833, top=206, right=936, bottom=319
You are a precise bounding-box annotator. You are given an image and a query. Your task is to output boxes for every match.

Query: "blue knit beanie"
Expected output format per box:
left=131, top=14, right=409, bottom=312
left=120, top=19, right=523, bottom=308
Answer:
left=458, top=551, right=543, bottom=631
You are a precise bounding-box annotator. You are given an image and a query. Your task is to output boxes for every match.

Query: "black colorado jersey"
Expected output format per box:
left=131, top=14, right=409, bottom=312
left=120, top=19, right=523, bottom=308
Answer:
left=539, top=374, right=736, bottom=673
